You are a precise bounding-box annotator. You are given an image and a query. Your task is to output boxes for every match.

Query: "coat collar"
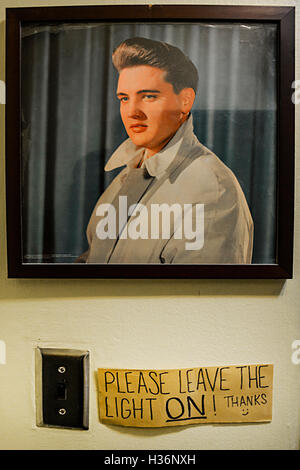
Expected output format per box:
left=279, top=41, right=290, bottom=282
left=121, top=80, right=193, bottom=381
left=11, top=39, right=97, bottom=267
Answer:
left=104, top=114, right=195, bottom=178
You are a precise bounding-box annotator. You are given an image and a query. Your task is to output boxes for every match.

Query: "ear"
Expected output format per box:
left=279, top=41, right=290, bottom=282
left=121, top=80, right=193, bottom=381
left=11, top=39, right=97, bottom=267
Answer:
left=179, top=88, right=195, bottom=114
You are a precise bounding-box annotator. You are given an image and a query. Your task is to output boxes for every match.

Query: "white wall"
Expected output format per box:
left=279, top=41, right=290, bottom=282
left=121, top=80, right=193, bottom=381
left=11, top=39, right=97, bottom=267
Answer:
left=0, top=0, right=299, bottom=450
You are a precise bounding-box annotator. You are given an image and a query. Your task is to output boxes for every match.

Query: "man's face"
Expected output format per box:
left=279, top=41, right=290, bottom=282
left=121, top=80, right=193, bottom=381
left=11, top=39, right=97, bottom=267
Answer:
left=117, top=66, right=190, bottom=157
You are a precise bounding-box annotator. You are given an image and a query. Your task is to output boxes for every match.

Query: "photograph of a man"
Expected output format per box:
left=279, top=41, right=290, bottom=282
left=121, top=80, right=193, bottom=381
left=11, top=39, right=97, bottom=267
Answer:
left=77, top=37, right=254, bottom=264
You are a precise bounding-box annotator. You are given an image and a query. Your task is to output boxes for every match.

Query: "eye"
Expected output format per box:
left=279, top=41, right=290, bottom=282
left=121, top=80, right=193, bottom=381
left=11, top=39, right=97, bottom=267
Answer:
left=143, top=94, right=158, bottom=101
left=118, top=96, right=129, bottom=103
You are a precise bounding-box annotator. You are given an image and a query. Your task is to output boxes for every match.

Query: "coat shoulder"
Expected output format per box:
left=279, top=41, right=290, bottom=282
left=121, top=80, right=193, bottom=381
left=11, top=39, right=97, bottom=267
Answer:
left=176, top=142, right=244, bottom=205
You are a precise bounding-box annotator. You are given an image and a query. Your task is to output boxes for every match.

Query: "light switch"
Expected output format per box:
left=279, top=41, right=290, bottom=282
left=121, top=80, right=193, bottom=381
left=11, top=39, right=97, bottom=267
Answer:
left=36, top=348, right=89, bottom=430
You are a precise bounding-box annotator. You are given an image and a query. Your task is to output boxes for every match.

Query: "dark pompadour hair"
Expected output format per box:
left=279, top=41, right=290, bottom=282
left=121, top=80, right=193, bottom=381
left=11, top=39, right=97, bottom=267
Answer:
left=112, top=37, right=198, bottom=94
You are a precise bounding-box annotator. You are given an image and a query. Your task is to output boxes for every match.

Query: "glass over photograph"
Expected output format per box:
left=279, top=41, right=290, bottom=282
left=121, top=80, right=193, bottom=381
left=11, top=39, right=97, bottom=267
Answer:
left=20, top=22, right=278, bottom=265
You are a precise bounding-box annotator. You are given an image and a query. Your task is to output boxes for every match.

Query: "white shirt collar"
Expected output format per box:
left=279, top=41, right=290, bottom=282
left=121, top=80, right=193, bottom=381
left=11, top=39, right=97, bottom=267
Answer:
left=104, top=114, right=194, bottom=178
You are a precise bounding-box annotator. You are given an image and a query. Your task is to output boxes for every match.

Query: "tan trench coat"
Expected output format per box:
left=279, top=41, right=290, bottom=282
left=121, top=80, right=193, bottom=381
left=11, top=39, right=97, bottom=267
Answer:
left=78, top=116, right=253, bottom=264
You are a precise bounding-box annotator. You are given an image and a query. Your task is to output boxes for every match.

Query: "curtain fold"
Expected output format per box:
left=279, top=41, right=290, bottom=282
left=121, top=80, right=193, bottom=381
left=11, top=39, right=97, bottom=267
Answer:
left=21, top=22, right=277, bottom=263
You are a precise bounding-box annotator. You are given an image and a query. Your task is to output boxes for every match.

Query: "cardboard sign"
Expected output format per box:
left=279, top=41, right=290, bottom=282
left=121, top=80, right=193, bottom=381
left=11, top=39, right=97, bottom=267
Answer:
left=97, top=364, right=273, bottom=427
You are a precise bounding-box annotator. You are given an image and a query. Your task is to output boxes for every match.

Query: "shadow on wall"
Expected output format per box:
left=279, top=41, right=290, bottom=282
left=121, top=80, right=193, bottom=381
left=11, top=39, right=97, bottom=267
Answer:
left=0, top=22, right=4, bottom=84
left=0, top=277, right=287, bottom=300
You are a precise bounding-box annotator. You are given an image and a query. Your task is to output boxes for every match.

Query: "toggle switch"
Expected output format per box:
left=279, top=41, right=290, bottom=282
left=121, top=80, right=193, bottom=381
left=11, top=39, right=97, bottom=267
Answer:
left=36, top=348, right=89, bottom=430
left=56, top=382, right=67, bottom=400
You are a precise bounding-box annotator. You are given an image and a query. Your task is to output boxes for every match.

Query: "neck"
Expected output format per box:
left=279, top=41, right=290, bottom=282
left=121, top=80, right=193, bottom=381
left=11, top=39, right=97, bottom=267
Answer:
left=145, top=114, right=189, bottom=159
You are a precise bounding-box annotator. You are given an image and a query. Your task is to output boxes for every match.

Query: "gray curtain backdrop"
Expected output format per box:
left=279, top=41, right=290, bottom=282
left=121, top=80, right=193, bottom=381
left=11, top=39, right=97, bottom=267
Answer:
left=21, top=22, right=277, bottom=263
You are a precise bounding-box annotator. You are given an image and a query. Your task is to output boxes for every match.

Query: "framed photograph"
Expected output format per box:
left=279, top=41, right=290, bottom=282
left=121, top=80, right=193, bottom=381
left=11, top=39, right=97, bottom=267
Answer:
left=5, top=5, right=295, bottom=279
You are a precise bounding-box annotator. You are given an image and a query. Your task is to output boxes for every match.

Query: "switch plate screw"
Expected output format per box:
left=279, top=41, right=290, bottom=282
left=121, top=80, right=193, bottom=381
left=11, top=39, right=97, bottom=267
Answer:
left=58, top=408, right=67, bottom=415
left=58, top=366, right=66, bottom=374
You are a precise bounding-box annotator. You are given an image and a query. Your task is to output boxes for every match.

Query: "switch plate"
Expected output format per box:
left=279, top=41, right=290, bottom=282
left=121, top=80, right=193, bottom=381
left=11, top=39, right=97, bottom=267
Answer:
left=36, top=348, right=89, bottom=430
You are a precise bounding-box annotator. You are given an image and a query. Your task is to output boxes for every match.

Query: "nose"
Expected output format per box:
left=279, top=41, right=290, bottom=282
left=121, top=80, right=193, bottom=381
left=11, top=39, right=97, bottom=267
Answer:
left=127, top=98, right=146, bottom=120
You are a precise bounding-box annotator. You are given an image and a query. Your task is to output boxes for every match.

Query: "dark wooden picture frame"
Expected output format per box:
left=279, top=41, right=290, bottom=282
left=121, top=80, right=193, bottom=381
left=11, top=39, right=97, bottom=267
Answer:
left=5, top=5, right=295, bottom=279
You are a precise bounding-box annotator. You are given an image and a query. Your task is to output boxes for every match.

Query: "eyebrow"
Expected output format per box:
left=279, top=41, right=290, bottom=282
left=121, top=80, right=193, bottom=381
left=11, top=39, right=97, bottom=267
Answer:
left=117, top=89, right=161, bottom=97
left=137, top=89, right=161, bottom=94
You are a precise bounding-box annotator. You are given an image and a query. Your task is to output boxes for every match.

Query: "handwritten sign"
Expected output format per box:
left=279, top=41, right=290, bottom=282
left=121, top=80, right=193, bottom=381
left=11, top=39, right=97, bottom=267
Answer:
left=97, top=364, right=273, bottom=427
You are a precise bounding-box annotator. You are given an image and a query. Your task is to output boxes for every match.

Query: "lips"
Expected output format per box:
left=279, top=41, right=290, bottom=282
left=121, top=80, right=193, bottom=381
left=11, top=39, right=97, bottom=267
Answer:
left=130, top=124, right=148, bottom=133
